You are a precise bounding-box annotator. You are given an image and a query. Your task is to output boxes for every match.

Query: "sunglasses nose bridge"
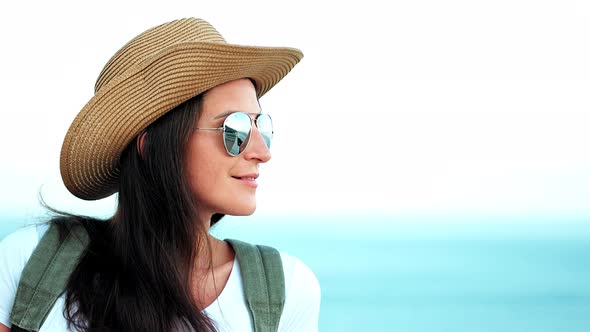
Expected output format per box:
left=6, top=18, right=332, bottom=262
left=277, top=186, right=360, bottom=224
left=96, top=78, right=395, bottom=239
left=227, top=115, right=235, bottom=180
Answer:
left=248, top=115, right=260, bottom=129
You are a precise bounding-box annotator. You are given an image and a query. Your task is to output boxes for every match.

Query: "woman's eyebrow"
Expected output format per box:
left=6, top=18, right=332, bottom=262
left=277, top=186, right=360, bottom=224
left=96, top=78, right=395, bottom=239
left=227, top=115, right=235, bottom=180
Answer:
left=212, top=110, right=262, bottom=120
left=213, top=111, right=235, bottom=120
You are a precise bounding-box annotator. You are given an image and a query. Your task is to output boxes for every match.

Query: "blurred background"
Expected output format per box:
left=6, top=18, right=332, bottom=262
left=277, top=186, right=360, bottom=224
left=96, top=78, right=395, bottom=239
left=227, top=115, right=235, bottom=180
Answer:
left=1, top=0, right=589, bottom=331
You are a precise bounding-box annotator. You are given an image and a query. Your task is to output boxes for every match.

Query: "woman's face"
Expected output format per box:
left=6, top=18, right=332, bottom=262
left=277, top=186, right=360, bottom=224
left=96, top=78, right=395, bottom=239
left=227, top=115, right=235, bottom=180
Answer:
left=186, top=78, right=271, bottom=219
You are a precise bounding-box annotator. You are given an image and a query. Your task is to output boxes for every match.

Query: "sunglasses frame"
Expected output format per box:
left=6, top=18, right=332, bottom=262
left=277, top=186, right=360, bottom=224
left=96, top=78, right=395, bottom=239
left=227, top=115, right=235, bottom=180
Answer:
left=194, top=112, right=273, bottom=156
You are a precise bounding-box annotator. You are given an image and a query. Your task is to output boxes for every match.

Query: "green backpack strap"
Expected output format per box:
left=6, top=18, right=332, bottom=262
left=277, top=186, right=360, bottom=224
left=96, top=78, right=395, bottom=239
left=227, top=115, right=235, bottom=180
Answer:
left=226, top=239, right=285, bottom=332
left=10, top=223, right=89, bottom=332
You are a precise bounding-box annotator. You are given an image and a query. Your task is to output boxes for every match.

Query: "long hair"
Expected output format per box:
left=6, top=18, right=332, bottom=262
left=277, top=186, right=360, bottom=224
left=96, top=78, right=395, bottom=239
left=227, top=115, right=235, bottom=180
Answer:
left=53, top=93, right=223, bottom=331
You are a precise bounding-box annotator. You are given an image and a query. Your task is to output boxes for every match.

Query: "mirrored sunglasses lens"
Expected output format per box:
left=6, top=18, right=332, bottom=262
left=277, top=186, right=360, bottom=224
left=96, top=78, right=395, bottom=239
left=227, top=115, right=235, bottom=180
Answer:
left=223, top=112, right=251, bottom=156
left=256, top=114, right=273, bottom=149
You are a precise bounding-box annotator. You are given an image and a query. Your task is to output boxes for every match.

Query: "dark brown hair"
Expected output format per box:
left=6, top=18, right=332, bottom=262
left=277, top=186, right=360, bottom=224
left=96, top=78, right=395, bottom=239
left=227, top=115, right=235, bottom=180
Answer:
left=52, top=94, right=223, bottom=331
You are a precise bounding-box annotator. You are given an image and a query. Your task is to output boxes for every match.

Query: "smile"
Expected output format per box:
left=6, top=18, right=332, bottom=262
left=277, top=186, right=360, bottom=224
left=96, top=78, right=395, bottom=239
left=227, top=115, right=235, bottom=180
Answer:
left=232, top=174, right=258, bottom=188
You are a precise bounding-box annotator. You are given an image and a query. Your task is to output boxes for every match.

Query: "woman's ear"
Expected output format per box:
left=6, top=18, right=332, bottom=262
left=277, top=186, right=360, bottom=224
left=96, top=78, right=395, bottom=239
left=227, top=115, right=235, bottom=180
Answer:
left=137, top=131, right=147, bottom=159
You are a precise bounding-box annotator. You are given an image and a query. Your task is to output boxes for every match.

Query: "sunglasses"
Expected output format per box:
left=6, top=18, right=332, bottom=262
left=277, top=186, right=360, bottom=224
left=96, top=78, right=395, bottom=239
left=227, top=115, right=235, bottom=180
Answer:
left=194, top=112, right=273, bottom=156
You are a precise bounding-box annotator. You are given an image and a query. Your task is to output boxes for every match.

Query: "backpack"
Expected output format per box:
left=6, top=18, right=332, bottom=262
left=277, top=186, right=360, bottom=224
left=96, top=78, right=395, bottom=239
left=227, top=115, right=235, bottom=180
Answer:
left=9, top=223, right=285, bottom=332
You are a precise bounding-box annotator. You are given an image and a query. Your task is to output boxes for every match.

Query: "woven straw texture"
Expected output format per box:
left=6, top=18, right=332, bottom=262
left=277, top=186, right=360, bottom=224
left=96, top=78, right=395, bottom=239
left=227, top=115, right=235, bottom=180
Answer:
left=60, top=18, right=303, bottom=200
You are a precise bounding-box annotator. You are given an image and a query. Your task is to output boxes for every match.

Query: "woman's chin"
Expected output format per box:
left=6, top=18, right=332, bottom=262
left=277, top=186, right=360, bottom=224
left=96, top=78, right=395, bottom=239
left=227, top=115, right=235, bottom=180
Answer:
left=223, top=203, right=257, bottom=217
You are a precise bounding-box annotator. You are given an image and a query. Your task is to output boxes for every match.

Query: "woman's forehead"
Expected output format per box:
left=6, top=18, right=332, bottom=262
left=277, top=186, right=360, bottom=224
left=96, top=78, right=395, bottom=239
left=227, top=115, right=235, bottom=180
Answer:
left=201, top=79, right=261, bottom=118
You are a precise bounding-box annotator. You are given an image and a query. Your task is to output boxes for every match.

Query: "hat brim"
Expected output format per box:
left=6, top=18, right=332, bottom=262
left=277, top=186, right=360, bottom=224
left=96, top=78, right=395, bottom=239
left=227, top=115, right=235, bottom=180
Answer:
left=60, top=42, right=303, bottom=200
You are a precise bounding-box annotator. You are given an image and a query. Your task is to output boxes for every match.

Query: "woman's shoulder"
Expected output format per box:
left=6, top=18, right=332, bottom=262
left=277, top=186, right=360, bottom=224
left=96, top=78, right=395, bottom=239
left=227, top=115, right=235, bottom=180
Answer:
left=0, top=224, right=48, bottom=281
left=276, top=251, right=321, bottom=330
left=0, top=224, right=46, bottom=264
left=0, top=224, right=47, bottom=327
left=279, top=251, right=320, bottom=292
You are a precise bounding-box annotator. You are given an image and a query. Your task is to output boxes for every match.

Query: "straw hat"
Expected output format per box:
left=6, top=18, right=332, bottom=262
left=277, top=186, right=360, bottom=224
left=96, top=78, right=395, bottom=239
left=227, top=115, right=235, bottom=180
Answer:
left=60, top=18, right=303, bottom=200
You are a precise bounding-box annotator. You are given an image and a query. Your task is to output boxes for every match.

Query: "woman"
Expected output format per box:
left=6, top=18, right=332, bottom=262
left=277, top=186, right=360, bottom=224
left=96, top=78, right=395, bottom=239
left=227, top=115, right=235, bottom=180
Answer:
left=0, top=18, right=320, bottom=331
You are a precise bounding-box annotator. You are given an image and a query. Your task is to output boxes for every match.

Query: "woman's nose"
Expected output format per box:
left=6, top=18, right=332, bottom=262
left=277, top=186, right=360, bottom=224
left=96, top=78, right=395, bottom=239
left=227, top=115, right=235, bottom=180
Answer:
left=243, top=126, right=271, bottom=162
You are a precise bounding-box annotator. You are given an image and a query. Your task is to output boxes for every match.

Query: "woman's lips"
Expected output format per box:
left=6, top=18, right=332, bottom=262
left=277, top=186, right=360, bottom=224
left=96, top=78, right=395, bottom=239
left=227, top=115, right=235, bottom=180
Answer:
left=232, top=174, right=258, bottom=188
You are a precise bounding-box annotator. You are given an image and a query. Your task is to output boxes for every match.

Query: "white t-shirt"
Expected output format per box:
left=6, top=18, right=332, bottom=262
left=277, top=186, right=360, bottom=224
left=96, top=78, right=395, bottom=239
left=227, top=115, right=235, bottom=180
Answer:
left=0, top=225, right=320, bottom=331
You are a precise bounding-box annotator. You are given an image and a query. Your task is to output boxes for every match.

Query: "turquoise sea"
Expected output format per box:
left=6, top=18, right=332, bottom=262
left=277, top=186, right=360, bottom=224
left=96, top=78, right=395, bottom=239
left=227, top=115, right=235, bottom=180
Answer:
left=2, top=214, right=590, bottom=332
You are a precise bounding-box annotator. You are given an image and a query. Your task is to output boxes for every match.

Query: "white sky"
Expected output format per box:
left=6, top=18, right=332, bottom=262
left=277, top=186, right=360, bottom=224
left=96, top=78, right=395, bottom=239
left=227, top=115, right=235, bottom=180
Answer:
left=0, top=0, right=588, bottom=221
